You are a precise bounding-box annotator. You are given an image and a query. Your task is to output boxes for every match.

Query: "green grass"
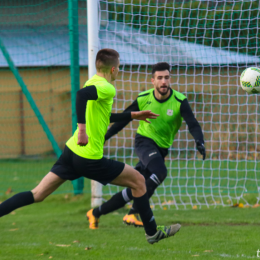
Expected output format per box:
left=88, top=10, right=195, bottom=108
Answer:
left=1, top=158, right=260, bottom=206
left=0, top=159, right=91, bottom=196
left=1, top=194, right=260, bottom=260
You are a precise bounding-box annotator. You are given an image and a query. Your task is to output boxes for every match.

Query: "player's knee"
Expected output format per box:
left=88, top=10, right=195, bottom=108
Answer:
left=147, top=157, right=167, bottom=183
left=159, top=168, right=167, bottom=182
left=134, top=172, right=146, bottom=192
left=31, top=190, right=46, bottom=203
left=150, top=169, right=167, bottom=185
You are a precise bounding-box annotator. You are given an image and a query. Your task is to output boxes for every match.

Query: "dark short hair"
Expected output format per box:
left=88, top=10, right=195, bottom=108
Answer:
left=95, top=48, right=120, bottom=72
left=152, top=62, right=170, bottom=77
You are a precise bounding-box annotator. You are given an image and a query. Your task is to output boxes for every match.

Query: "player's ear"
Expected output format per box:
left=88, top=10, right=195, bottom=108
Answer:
left=151, top=77, right=154, bottom=84
left=111, top=66, right=115, bottom=74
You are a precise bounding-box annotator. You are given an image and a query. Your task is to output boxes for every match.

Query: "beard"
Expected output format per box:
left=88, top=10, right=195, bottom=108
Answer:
left=156, top=85, right=170, bottom=96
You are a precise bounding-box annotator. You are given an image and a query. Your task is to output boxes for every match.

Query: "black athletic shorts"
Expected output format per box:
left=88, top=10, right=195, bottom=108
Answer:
left=50, top=145, right=125, bottom=185
left=134, top=133, right=168, bottom=170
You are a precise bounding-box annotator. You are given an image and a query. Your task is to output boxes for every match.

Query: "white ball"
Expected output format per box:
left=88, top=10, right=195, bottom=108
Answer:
left=240, top=67, right=260, bottom=94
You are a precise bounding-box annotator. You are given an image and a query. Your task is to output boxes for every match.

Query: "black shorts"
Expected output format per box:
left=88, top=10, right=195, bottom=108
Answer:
left=134, top=133, right=168, bottom=169
left=50, top=146, right=125, bottom=185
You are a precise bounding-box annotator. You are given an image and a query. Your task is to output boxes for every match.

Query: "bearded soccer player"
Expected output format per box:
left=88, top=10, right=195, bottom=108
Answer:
left=0, top=50, right=181, bottom=244
left=87, top=62, right=205, bottom=227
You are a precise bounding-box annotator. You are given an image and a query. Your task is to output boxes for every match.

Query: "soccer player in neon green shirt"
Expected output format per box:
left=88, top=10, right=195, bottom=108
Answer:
left=0, top=50, right=181, bottom=244
left=88, top=62, right=205, bottom=227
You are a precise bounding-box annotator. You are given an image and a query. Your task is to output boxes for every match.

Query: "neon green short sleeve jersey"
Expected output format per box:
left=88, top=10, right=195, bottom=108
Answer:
left=136, top=88, right=186, bottom=148
left=66, top=74, right=116, bottom=159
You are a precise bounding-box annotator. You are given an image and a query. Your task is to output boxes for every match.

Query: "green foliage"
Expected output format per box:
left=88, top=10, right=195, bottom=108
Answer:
left=103, top=0, right=260, bottom=56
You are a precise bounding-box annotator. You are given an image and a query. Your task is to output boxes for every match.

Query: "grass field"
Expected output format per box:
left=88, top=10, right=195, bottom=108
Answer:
left=1, top=159, right=260, bottom=259
left=1, top=158, right=259, bottom=207
left=1, top=194, right=260, bottom=260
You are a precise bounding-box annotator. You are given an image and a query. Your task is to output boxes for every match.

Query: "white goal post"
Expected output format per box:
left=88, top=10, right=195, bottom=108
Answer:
left=87, top=0, right=103, bottom=208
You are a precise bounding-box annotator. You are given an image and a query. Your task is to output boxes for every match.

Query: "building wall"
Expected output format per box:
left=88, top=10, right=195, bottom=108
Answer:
left=0, top=66, right=242, bottom=158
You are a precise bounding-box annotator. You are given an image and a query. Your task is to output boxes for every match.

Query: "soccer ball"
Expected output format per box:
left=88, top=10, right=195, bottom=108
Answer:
left=240, top=67, right=260, bottom=94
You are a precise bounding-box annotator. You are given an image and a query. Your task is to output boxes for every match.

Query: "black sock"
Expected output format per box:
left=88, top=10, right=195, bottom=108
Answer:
left=133, top=192, right=157, bottom=236
left=129, top=178, right=158, bottom=215
left=93, top=188, right=133, bottom=218
left=0, top=191, right=34, bottom=217
left=128, top=207, right=138, bottom=215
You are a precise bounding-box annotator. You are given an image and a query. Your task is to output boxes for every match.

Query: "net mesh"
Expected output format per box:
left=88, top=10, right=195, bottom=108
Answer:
left=101, top=0, right=260, bottom=208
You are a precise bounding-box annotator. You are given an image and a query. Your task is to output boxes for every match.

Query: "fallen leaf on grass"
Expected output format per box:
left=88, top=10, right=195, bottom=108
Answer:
left=192, top=205, right=197, bottom=210
left=9, top=228, right=19, bottom=231
left=37, top=253, right=44, bottom=256
left=56, top=244, right=71, bottom=247
left=10, top=211, right=16, bottom=215
left=73, top=240, right=80, bottom=243
left=204, top=250, right=213, bottom=252
left=12, top=222, right=15, bottom=225
left=5, top=187, right=13, bottom=195
left=85, top=247, right=92, bottom=250
left=252, top=203, right=260, bottom=208
left=49, top=257, right=53, bottom=259
left=163, top=207, right=167, bottom=210
left=232, top=203, right=245, bottom=208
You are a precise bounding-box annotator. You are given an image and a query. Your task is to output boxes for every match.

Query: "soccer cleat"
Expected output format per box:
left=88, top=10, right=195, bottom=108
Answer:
left=146, top=224, right=181, bottom=244
left=123, top=214, right=144, bottom=227
left=86, top=209, right=99, bottom=229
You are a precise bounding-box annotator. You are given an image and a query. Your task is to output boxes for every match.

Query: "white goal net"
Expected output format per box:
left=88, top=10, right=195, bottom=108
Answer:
left=99, top=0, right=260, bottom=209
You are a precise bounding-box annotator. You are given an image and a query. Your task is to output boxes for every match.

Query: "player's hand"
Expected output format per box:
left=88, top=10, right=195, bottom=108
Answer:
left=77, top=124, right=88, bottom=146
left=77, top=131, right=88, bottom=146
left=196, top=140, right=206, bottom=160
left=131, top=110, right=159, bottom=123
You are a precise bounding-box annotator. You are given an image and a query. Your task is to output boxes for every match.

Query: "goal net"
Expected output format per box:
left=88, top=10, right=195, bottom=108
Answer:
left=100, top=0, right=260, bottom=209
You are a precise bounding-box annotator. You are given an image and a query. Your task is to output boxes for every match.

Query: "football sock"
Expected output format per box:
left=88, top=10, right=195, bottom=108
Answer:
left=129, top=158, right=167, bottom=215
left=0, top=191, right=34, bottom=217
left=92, top=188, right=133, bottom=218
left=128, top=178, right=158, bottom=215
left=133, top=192, right=157, bottom=236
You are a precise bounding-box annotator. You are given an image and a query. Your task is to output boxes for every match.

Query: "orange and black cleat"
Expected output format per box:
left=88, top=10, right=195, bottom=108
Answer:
left=86, top=209, right=99, bottom=229
left=123, top=214, right=143, bottom=227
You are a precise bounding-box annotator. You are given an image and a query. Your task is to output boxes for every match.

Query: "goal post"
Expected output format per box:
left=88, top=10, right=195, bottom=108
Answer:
left=87, top=0, right=103, bottom=208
